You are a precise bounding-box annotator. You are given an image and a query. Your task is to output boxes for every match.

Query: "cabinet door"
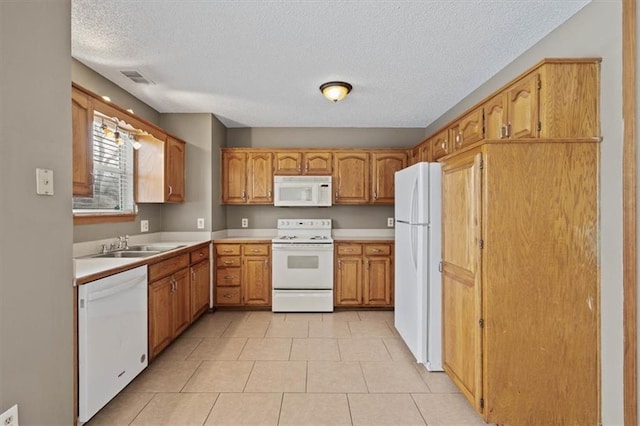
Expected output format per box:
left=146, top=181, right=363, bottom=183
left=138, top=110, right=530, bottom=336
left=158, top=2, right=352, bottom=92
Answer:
left=441, top=150, right=483, bottom=412
left=172, top=268, right=191, bottom=336
left=274, top=152, right=302, bottom=175
left=363, top=256, right=392, bottom=306
left=221, top=150, right=247, bottom=203
left=484, top=94, right=507, bottom=140
left=371, top=152, right=407, bottom=204
left=303, top=152, right=332, bottom=175
left=191, top=260, right=210, bottom=321
left=247, top=152, right=273, bottom=203
left=335, top=256, right=363, bottom=305
left=431, top=129, right=450, bottom=161
left=506, top=73, right=539, bottom=139
left=452, top=108, right=484, bottom=151
left=72, top=88, right=93, bottom=197
left=242, top=256, right=271, bottom=305
left=148, top=277, right=173, bottom=360
left=166, top=137, right=185, bottom=203
left=333, top=152, right=370, bottom=204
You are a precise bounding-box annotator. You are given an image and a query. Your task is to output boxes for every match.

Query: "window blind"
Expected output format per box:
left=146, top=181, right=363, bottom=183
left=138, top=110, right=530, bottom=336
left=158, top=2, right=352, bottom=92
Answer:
left=72, top=117, right=135, bottom=214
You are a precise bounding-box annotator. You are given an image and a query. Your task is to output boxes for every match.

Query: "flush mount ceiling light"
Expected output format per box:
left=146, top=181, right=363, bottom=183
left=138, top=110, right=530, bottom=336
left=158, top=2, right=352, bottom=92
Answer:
left=319, top=81, right=352, bottom=102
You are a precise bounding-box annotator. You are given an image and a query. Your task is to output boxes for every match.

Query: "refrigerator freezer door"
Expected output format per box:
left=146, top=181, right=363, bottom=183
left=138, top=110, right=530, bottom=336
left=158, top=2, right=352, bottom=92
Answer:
left=395, top=162, right=429, bottom=225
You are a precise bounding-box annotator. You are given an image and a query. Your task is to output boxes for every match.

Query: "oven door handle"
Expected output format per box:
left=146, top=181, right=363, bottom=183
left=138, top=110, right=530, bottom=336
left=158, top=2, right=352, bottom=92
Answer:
left=272, top=245, right=334, bottom=251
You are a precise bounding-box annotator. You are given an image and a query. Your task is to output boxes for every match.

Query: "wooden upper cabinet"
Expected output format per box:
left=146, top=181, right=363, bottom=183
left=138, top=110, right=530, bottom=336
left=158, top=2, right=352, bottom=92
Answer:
left=221, top=150, right=247, bottom=203
left=505, top=73, right=539, bottom=139
left=165, top=136, right=185, bottom=203
left=333, top=152, right=370, bottom=204
left=72, top=88, right=93, bottom=197
left=304, top=152, right=332, bottom=175
left=274, top=152, right=302, bottom=175
left=371, top=151, right=407, bottom=204
left=484, top=93, right=507, bottom=139
left=274, top=151, right=332, bottom=175
left=451, top=108, right=484, bottom=151
left=247, top=152, right=273, bottom=203
left=431, top=129, right=450, bottom=161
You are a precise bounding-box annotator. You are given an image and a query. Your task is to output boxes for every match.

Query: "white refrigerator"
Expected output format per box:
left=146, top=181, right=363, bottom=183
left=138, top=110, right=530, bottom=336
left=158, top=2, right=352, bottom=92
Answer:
left=394, top=161, right=442, bottom=371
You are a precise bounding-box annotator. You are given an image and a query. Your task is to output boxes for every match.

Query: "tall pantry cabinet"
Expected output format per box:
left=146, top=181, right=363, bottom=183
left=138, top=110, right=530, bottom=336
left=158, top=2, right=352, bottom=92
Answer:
left=438, top=58, right=600, bottom=425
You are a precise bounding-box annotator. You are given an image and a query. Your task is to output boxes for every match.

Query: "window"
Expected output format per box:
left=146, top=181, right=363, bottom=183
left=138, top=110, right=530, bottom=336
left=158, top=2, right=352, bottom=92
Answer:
left=72, top=115, right=135, bottom=217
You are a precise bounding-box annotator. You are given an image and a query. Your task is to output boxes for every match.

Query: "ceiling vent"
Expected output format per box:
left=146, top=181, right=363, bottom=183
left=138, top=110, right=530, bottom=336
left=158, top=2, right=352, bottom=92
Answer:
left=120, top=70, right=154, bottom=84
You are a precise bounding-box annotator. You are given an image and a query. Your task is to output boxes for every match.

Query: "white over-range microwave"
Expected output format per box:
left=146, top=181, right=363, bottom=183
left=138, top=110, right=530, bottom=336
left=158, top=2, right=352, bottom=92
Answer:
left=273, top=175, right=332, bottom=207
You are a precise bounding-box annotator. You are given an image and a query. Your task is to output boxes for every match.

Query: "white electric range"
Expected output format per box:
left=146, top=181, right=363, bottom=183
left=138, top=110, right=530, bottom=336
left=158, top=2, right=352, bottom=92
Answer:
left=271, top=219, right=334, bottom=312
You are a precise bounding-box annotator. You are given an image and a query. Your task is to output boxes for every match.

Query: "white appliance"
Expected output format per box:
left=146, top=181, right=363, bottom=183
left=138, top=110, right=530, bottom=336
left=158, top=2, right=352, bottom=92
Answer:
left=274, top=175, right=332, bottom=207
left=272, top=219, right=334, bottom=312
left=394, top=162, right=443, bottom=371
left=78, top=266, right=148, bottom=422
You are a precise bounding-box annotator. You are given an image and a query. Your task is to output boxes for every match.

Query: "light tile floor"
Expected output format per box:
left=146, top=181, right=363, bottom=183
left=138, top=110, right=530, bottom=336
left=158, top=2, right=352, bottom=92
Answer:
left=87, top=310, right=488, bottom=425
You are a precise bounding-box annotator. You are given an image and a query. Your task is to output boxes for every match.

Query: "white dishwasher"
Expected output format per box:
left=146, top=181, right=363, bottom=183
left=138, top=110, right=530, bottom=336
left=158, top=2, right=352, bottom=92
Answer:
left=78, top=265, right=148, bottom=423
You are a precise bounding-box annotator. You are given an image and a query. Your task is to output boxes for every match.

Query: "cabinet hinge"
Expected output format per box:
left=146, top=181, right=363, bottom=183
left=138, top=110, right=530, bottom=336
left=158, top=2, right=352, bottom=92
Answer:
left=479, top=239, right=484, bottom=249
left=480, top=398, right=485, bottom=409
left=479, top=159, right=484, bottom=169
left=536, top=78, right=541, bottom=90
left=537, top=121, right=542, bottom=132
left=479, top=318, right=485, bottom=328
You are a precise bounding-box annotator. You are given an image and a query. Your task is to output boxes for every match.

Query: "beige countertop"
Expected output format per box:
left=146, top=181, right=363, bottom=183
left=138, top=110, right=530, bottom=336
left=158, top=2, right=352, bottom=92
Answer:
left=74, top=240, right=210, bottom=285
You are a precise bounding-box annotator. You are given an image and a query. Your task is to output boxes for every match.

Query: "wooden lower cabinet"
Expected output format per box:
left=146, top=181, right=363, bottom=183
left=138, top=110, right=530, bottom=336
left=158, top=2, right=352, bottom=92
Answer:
left=148, top=244, right=212, bottom=360
left=148, top=255, right=190, bottom=360
left=335, top=242, right=393, bottom=307
left=214, top=242, right=271, bottom=307
left=441, top=141, right=599, bottom=425
left=191, top=246, right=211, bottom=322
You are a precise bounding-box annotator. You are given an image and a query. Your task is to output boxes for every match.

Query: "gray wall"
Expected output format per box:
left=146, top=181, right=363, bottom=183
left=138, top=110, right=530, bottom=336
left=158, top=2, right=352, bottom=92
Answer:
left=0, top=2, right=73, bottom=424
left=423, top=2, right=623, bottom=423
left=211, top=117, right=227, bottom=231
left=160, top=113, right=214, bottom=231
left=225, top=127, right=421, bottom=229
left=72, top=59, right=164, bottom=242
left=227, top=127, right=423, bottom=148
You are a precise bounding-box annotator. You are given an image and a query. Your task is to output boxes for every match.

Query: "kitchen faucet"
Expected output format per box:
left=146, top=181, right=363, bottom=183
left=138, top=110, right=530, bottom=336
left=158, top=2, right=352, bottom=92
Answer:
left=100, top=235, right=130, bottom=253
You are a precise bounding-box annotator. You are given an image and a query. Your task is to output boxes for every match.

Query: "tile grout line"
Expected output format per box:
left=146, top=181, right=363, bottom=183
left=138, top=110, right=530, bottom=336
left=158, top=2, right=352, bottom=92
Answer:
left=409, top=393, right=429, bottom=425
left=200, top=392, right=221, bottom=426
left=241, top=360, right=256, bottom=393
left=346, top=392, right=354, bottom=426
left=179, top=359, right=204, bottom=393
left=127, top=391, right=157, bottom=425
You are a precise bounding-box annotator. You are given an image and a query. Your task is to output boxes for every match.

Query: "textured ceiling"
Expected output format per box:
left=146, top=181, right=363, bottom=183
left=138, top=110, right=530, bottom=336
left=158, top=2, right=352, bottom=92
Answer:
left=72, top=1, right=590, bottom=128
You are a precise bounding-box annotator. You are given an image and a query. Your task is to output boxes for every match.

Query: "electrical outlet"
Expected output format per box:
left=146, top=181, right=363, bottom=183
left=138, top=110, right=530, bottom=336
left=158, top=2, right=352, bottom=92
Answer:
left=241, top=218, right=249, bottom=228
left=140, top=220, right=149, bottom=232
left=197, top=218, right=205, bottom=229
left=0, top=404, right=19, bottom=426
left=387, top=217, right=394, bottom=227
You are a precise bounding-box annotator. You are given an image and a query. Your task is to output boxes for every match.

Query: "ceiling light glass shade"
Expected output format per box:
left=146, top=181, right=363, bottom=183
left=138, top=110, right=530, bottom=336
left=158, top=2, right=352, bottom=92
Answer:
left=320, top=81, right=352, bottom=102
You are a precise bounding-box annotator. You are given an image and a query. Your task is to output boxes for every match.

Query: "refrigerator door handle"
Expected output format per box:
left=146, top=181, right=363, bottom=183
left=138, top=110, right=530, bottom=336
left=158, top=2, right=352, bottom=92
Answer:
left=409, top=174, right=419, bottom=224
left=410, top=225, right=418, bottom=269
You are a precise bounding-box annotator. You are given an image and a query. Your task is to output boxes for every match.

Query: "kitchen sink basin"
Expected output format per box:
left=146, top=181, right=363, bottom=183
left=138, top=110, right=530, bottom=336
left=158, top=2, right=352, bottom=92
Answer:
left=124, top=244, right=186, bottom=252
left=92, top=251, right=161, bottom=258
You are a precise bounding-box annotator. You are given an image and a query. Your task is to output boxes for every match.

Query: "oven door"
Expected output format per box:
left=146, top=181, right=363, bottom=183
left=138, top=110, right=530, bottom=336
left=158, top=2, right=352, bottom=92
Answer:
left=272, top=243, right=334, bottom=289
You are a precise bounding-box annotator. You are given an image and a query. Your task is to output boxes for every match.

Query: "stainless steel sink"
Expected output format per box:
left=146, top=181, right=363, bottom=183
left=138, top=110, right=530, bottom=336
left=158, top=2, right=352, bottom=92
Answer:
left=124, top=244, right=186, bottom=252
left=92, top=251, right=161, bottom=258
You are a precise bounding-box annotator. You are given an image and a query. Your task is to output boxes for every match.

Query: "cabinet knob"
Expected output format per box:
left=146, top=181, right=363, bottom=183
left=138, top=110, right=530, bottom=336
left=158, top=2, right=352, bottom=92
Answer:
left=373, top=191, right=378, bottom=200
left=335, top=191, right=339, bottom=200
left=168, top=185, right=173, bottom=197
left=455, top=133, right=462, bottom=146
left=241, top=191, right=246, bottom=200
left=441, top=141, right=447, bottom=152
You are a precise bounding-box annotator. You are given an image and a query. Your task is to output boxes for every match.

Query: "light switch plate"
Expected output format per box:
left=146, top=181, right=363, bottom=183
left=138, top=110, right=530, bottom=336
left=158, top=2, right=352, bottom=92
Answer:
left=36, top=168, right=54, bottom=195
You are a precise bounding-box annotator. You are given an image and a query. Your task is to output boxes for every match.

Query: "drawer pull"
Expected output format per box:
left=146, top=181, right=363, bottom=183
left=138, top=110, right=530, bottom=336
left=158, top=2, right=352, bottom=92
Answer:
left=224, top=261, right=233, bottom=265
left=223, top=249, right=233, bottom=253
left=224, top=275, right=234, bottom=279
left=199, top=252, right=204, bottom=257
left=373, top=249, right=382, bottom=253
left=224, top=293, right=233, bottom=298
left=252, top=249, right=260, bottom=253
left=345, top=248, right=353, bottom=252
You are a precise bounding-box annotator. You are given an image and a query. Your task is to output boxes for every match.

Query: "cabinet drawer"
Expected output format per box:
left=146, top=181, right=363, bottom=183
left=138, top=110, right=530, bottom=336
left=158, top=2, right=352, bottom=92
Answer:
left=215, top=244, right=241, bottom=256
left=149, top=254, right=189, bottom=282
left=216, top=287, right=241, bottom=305
left=337, top=244, right=363, bottom=255
left=242, top=244, right=270, bottom=256
left=216, top=268, right=240, bottom=286
left=365, top=244, right=391, bottom=256
left=190, top=245, right=210, bottom=263
left=217, top=256, right=241, bottom=267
